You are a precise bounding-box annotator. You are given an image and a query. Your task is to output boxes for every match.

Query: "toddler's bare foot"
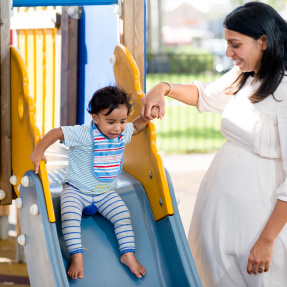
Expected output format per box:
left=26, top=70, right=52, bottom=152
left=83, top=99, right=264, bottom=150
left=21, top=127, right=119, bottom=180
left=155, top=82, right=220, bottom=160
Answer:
left=120, top=252, right=146, bottom=278
left=68, top=252, right=84, bottom=279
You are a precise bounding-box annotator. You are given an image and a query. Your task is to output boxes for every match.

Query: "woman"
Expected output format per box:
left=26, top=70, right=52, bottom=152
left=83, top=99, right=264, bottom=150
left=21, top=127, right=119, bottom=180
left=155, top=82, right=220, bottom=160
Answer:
left=141, top=2, right=287, bottom=286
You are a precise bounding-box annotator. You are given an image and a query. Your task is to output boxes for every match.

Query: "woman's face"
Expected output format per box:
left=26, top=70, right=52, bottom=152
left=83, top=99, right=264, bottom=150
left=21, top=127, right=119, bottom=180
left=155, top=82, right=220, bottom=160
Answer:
left=224, top=28, right=267, bottom=74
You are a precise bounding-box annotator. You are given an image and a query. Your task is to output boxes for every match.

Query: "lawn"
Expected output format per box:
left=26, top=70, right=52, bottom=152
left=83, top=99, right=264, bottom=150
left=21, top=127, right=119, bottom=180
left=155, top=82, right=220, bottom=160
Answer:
left=146, top=73, right=226, bottom=153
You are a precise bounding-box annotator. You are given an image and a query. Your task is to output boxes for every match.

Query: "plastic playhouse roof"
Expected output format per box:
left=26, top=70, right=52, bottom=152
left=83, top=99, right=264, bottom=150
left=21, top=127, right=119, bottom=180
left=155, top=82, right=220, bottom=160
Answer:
left=13, top=0, right=118, bottom=7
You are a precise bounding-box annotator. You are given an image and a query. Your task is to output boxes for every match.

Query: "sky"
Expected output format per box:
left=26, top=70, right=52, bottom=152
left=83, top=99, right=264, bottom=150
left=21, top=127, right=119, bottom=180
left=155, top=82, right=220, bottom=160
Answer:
left=165, top=0, right=230, bottom=13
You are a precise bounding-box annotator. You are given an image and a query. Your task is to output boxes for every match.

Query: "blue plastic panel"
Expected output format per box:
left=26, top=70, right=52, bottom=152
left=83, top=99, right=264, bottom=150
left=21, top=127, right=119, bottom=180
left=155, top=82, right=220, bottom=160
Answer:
left=144, top=0, right=146, bottom=93
left=13, top=0, right=117, bottom=7
left=77, top=6, right=117, bottom=125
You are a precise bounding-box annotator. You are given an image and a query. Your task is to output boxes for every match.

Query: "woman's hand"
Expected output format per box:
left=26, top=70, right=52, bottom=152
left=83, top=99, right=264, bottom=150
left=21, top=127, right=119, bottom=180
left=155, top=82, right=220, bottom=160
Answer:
left=246, top=237, right=273, bottom=275
left=140, top=83, right=168, bottom=121
left=246, top=200, right=287, bottom=275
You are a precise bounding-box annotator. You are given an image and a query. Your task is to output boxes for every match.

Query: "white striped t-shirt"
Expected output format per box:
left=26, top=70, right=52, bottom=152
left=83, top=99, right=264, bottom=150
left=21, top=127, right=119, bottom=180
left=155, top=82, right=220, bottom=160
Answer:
left=61, top=122, right=134, bottom=194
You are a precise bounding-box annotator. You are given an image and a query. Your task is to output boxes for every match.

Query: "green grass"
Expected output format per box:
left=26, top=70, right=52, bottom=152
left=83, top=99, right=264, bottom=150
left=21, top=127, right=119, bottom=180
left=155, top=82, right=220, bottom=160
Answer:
left=146, top=73, right=226, bottom=153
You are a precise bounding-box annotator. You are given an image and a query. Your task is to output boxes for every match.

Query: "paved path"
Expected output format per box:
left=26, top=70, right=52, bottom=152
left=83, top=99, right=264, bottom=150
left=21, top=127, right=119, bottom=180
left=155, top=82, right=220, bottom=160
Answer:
left=161, top=153, right=216, bottom=236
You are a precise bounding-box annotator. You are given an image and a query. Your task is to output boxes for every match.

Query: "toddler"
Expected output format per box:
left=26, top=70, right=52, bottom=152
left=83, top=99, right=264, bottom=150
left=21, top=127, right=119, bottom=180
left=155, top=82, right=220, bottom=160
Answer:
left=31, top=86, right=158, bottom=280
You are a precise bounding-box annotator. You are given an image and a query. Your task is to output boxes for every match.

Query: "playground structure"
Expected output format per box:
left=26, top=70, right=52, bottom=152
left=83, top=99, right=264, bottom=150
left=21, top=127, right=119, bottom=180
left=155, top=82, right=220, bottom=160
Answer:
left=0, top=1, right=202, bottom=286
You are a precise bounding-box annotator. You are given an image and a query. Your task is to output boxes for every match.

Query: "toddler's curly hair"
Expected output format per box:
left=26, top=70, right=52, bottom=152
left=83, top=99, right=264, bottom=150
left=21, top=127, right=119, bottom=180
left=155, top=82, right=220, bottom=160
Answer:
left=87, top=86, right=133, bottom=115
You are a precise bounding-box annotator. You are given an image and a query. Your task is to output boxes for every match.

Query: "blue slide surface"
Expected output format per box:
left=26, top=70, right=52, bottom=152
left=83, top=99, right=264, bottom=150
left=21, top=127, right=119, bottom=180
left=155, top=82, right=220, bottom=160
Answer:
left=18, top=159, right=201, bottom=286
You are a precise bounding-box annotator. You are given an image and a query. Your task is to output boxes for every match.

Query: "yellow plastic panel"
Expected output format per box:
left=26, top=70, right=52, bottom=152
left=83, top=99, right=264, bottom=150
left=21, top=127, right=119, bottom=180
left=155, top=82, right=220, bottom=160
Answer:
left=35, top=29, right=44, bottom=134
left=18, top=30, right=26, bottom=63
left=44, top=29, right=55, bottom=134
left=113, top=45, right=174, bottom=221
left=17, top=27, right=56, bottom=136
left=11, top=46, right=55, bottom=223
left=26, top=29, right=35, bottom=101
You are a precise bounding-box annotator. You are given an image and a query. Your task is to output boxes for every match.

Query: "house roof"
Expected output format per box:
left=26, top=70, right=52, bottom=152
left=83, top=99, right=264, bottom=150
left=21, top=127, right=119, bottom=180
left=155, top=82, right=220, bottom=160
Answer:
left=162, top=26, right=212, bottom=45
left=162, top=26, right=193, bottom=45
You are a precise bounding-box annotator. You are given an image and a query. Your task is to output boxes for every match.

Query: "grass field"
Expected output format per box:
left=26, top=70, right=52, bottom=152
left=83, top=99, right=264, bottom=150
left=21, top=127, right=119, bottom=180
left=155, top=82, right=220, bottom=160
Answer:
left=146, top=73, right=226, bottom=153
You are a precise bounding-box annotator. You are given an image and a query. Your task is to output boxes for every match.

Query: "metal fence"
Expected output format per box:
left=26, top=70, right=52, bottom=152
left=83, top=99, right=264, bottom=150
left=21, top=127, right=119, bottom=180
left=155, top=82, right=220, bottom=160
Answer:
left=146, top=52, right=229, bottom=153
left=147, top=52, right=215, bottom=74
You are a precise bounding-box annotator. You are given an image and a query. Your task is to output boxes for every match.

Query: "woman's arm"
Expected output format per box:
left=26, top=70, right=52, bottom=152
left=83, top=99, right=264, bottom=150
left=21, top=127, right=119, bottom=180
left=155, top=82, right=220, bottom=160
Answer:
left=140, top=82, right=199, bottom=121
left=248, top=94, right=287, bottom=274
left=141, top=67, right=241, bottom=121
left=30, top=127, right=64, bottom=174
left=246, top=199, right=287, bottom=274
left=164, top=83, right=199, bottom=105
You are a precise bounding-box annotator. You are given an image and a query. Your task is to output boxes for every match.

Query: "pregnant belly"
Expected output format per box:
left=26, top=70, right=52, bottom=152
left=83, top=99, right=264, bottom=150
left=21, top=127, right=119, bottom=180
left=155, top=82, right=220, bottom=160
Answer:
left=201, top=140, right=282, bottom=211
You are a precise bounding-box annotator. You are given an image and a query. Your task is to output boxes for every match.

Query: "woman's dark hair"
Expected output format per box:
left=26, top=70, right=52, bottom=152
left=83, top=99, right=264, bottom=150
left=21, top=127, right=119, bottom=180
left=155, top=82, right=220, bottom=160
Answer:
left=87, top=86, right=133, bottom=115
left=223, top=2, right=287, bottom=103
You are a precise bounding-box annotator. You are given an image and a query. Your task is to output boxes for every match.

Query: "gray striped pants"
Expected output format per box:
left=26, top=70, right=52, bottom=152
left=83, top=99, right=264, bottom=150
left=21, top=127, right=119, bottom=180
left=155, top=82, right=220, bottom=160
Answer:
left=60, top=184, right=135, bottom=255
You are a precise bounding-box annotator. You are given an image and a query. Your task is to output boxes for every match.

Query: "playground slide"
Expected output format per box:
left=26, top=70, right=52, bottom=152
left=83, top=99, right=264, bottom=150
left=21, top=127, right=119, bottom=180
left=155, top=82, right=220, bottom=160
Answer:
left=11, top=44, right=202, bottom=286
left=18, top=145, right=201, bottom=286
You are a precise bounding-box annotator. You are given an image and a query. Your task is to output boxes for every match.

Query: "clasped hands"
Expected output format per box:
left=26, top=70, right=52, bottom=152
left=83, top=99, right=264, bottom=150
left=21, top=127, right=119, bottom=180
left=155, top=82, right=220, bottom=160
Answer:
left=140, top=86, right=166, bottom=121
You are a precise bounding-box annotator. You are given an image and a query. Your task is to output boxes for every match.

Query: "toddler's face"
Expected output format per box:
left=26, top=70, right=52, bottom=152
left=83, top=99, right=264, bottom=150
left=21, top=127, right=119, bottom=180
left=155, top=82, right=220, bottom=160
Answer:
left=92, top=105, right=128, bottom=139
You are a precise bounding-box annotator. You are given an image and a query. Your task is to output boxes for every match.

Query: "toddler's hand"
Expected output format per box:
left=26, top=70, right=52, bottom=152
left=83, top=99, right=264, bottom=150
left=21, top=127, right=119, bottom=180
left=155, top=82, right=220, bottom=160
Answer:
left=150, top=106, right=160, bottom=119
left=30, top=151, right=47, bottom=174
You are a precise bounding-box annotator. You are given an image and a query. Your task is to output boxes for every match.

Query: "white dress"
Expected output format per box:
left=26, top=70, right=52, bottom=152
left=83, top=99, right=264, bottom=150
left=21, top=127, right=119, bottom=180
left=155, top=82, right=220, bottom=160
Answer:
left=188, top=67, right=287, bottom=287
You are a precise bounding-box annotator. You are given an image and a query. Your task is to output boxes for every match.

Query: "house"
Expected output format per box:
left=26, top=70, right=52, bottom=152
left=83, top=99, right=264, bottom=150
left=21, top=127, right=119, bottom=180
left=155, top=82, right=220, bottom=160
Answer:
left=162, top=2, right=211, bottom=47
